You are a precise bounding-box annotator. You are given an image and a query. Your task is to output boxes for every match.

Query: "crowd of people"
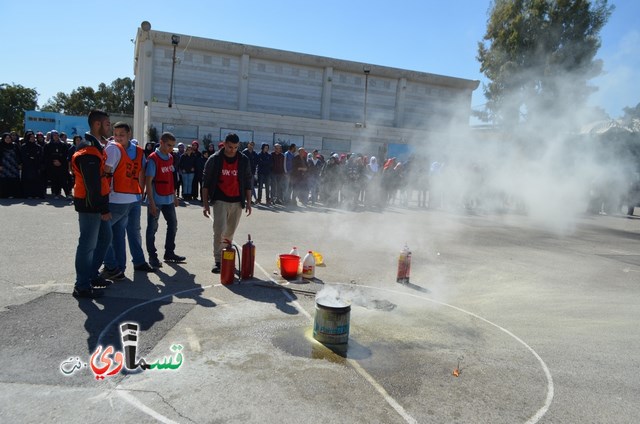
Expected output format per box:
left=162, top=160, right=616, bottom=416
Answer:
left=5, top=127, right=637, bottom=215
left=142, top=138, right=434, bottom=212
left=0, top=130, right=84, bottom=199
left=234, top=142, right=432, bottom=210
left=0, top=123, right=449, bottom=212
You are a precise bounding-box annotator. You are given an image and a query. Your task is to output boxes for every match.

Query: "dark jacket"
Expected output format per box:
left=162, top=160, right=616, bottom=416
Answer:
left=292, top=153, right=308, bottom=181
left=256, top=151, right=273, bottom=175
left=178, top=153, right=197, bottom=173
left=43, top=140, right=69, bottom=171
left=272, top=152, right=285, bottom=175
left=72, top=133, right=109, bottom=214
left=20, top=142, right=43, bottom=180
left=202, top=148, right=252, bottom=208
left=0, top=140, right=22, bottom=179
left=242, top=148, right=258, bottom=175
left=194, top=151, right=205, bottom=181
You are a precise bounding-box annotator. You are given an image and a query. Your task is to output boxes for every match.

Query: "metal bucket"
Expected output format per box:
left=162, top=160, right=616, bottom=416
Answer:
left=313, top=297, right=351, bottom=345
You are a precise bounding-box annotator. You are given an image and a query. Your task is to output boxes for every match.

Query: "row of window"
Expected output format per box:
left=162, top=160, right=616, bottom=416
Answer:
left=162, top=48, right=451, bottom=96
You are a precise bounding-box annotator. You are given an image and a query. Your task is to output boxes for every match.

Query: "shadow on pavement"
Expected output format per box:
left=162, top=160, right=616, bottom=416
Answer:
left=224, top=280, right=300, bottom=315
left=75, top=263, right=215, bottom=371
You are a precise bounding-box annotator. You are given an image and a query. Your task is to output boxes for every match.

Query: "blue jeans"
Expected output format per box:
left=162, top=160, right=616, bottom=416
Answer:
left=126, top=201, right=146, bottom=266
left=145, top=203, right=177, bottom=260
left=181, top=173, right=194, bottom=195
left=271, top=173, right=285, bottom=201
left=284, top=174, right=293, bottom=203
left=256, top=173, right=271, bottom=201
left=104, top=201, right=144, bottom=271
left=75, top=212, right=112, bottom=291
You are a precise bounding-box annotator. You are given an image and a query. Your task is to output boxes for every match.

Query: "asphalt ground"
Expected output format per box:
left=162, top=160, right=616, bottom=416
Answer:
left=0, top=197, right=639, bottom=423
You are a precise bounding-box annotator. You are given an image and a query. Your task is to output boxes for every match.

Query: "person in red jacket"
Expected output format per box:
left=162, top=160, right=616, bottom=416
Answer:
left=71, top=110, right=113, bottom=298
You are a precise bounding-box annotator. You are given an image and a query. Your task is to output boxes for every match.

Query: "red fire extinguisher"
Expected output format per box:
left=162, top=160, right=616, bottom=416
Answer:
left=221, top=239, right=236, bottom=285
left=397, top=244, right=411, bottom=284
left=241, top=234, right=255, bottom=280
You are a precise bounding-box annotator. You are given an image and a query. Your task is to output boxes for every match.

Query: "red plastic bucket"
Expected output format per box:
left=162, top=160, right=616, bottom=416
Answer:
left=279, top=254, right=300, bottom=279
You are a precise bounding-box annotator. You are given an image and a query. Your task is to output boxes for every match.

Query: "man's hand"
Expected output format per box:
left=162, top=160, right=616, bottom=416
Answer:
left=101, top=212, right=112, bottom=221
left=203, top=205, right=211, bottom=218
left=245, top=204, right=252, bottom=216
left=149, top=204, right=159, bottom=217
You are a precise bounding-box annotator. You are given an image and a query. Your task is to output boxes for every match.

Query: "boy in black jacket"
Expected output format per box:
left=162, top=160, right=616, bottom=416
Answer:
left=71, top=110, right=113, bottom=298
left=201, top=133, right=252, bottom=273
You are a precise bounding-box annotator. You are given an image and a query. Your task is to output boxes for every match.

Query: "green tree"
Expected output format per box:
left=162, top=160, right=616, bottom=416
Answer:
left=41, top=77, right=134, bottom=115
left=0, top=83, right=38, bottom=133
left=42, top=86, right=97, bottom=115
left=40, top=92, right=69, bottom=113
left=97, top=77, right=135, bottom=114
left=477, top=0, right=613, bottom=127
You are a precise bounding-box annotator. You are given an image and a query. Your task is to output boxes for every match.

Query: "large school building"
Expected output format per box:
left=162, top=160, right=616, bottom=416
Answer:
left=132, top=21, right=479, bottom=156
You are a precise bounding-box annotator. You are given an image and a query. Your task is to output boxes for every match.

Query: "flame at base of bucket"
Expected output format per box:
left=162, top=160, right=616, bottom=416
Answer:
left=313, top=296, right=351, bottom=346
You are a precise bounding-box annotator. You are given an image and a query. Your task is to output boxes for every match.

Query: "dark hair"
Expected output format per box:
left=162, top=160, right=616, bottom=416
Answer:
left=160, top=132, right=176, bottom=143
left=225, top=133, right=240, bottom=143
left=23, top=130, right=34, bottom=140
left=73, top=135, right=83, bottom=142
left=113, top=122, right=131, bottom=132
left=88, top=109, right=109, bottom=126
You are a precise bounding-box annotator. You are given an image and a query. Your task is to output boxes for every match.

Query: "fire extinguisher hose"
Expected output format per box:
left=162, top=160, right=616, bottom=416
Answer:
left=233, top=243, right=241, bottom=277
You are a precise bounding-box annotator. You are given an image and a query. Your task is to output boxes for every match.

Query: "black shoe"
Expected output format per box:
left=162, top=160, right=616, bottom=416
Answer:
left=91, top=276, right=113, bottom=289
left=149, top=257, right=163, bottom=268
left=100, top=266, right=122, bottom=280
left=110, top=271, right=126, bottom=281
left=73, top=288, right=104, bottom=298
left=164, top=253, right=186, bottom=263
left=211, top=262, right=221, bottom=274
left=134, top=262, right=156, bottom=272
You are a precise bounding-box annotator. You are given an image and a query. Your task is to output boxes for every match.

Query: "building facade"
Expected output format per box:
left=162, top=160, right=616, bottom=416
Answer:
left=133, top=21, right=479, bottom=155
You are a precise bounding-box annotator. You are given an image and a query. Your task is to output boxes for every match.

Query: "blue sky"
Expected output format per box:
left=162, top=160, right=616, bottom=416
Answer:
left=2, top=0, right=638, bottom=119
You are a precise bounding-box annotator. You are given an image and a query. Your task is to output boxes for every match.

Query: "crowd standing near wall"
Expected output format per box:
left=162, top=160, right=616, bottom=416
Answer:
left=1, top=129, right=638, bottom=217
